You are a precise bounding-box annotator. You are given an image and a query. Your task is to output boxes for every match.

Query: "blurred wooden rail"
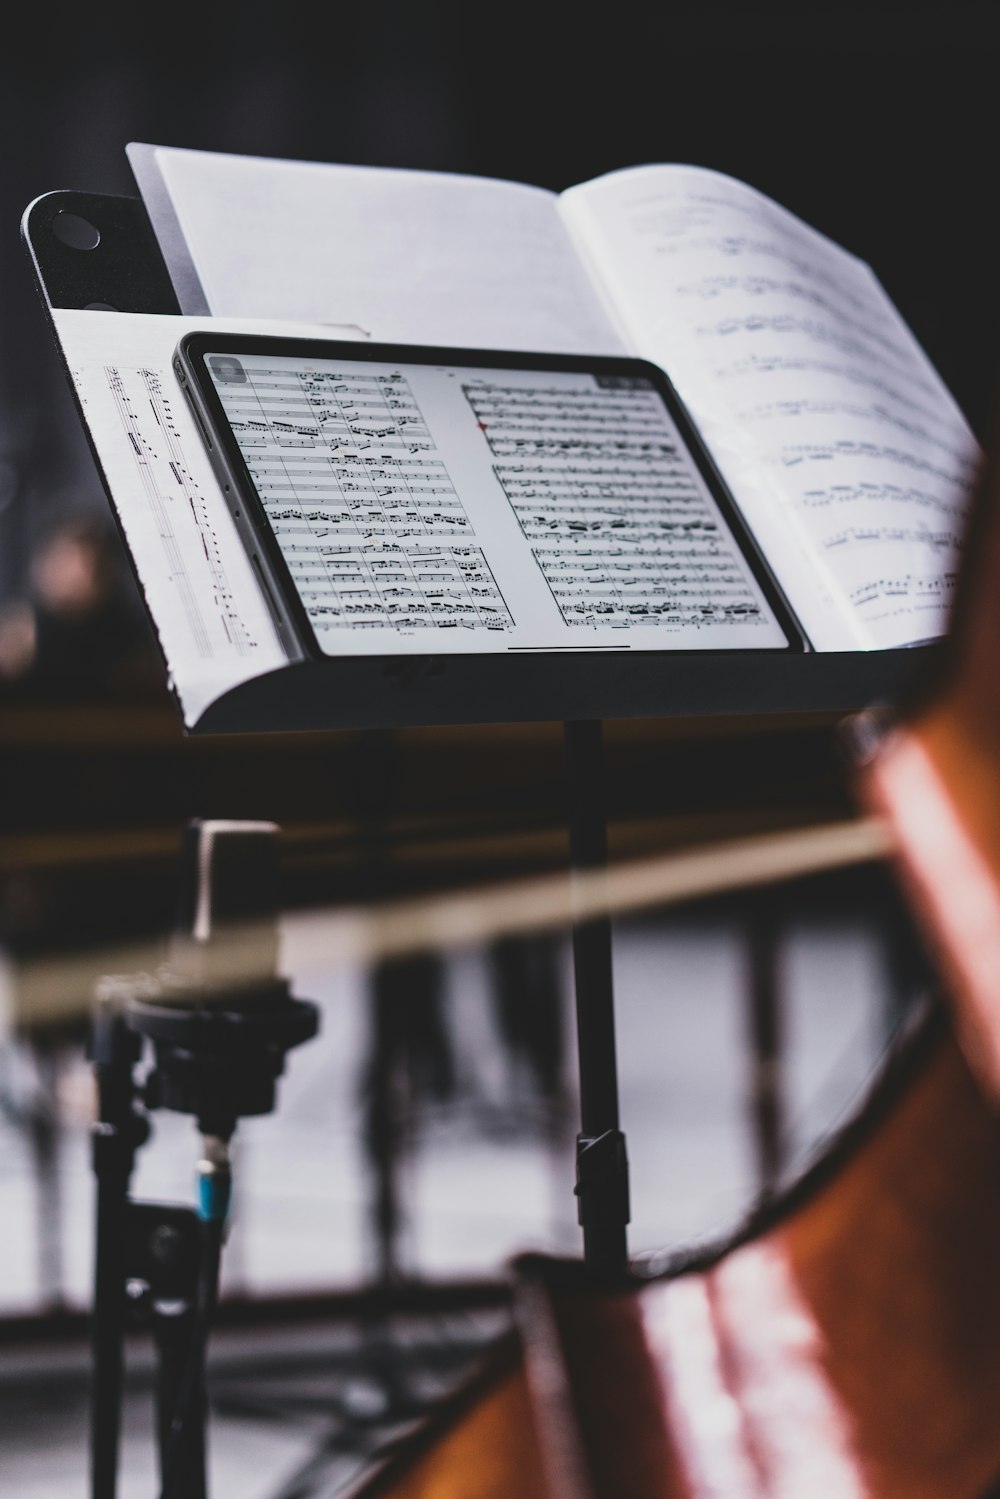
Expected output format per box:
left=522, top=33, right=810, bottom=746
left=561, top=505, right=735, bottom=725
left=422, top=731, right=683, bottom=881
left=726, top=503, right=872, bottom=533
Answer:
left=13, top=815, right=892, bottom=1028
left=0, top=702, right=851, bottom=860
left=0, top=697, right=859, bottom=976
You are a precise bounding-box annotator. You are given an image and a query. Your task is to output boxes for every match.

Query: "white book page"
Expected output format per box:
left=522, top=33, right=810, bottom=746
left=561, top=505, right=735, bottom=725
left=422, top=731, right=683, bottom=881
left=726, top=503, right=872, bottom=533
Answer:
left=130, top=144, right=625, bottom=355
left=559, top=164, right=981, bottom=651
left=51, top=310, right=293, bottom=727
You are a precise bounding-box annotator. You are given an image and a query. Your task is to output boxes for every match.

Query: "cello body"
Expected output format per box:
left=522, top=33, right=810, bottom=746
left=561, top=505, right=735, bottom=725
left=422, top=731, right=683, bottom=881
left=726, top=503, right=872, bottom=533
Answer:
left=349, top=1011, right=1000, bottom=1499
left=348, top=425, right=1000, bottom=1499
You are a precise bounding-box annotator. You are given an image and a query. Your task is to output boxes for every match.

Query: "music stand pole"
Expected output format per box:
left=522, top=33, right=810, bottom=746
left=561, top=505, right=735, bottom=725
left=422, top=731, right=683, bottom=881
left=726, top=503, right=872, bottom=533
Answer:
left=564, top=720, right=630, bottom=1282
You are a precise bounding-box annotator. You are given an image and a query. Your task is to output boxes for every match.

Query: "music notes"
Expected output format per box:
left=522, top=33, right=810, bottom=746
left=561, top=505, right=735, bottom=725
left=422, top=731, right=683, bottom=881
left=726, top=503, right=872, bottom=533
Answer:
left=210, top=352, right=787, bottom=650
left=57, top=308, right=791, bottom=711
left=53, top=312, right=289, bottom=726
left=211, top=360, right=513, bottom=634
left=108, top=364, right=262, bottom=658
left=462, top=376, right=779, bottom=634
left=559, top=164, right=981, bottom=649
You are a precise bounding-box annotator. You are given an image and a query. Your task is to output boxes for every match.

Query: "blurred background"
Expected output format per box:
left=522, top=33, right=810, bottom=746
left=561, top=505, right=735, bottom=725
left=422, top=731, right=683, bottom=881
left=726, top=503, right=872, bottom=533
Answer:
left=0, top=3, right=994, bottom=1494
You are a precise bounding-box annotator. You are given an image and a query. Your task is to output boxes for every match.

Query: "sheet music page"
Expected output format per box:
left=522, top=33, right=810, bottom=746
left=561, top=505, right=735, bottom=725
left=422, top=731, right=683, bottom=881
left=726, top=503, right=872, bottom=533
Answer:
left=51, top=310, right=292, bottom=726
left=200, top=349, right=788, bottom=653
left=559, top=165, right=980, bottom=650
left=129, top=144, right=625, bottom=354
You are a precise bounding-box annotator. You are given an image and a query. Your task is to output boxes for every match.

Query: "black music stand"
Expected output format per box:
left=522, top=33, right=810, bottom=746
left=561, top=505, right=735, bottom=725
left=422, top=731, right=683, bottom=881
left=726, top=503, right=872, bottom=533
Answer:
left=20, top=185, right=934, bottom=1495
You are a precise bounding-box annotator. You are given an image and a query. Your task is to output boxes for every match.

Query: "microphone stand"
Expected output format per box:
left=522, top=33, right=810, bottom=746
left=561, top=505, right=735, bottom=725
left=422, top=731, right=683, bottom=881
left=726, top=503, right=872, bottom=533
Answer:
left=87, top=821, right=319, bottom=1499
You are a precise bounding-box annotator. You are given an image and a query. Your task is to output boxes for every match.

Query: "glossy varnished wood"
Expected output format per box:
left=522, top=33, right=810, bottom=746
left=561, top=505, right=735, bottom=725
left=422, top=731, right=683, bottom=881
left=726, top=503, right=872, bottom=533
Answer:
left=341, top=1340, right=550, bottom=1499
left=345, top=1014, right=1000, bottom=1499
left=344, top=428, right=1000, bottom=1496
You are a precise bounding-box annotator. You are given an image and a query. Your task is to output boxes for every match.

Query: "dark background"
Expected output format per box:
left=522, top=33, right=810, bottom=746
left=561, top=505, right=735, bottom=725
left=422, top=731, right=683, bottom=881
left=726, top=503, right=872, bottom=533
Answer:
left=0, top=0, right=973, bottom=1327
left=1, top=0, right=968, bottom=963
left=2, top=0, right=1000, bottom=610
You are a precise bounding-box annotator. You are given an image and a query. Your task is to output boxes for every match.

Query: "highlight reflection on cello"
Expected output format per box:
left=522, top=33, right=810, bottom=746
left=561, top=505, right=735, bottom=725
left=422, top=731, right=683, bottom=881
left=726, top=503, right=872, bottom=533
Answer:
left=344, top=422, right=1000, bottom=1497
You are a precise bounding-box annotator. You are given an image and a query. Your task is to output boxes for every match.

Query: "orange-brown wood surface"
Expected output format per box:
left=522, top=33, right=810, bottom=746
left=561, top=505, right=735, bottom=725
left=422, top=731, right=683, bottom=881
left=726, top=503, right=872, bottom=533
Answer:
left=345, top=1363, right=550, bottom=1499
left=517, top=1023, right=1000, bottom=1499
left=346, top=405, right=1000, bottom=1499
left=348, top=1020, right=1000, bottom=1499
left=780, top=1033, right=1000, bottom=1497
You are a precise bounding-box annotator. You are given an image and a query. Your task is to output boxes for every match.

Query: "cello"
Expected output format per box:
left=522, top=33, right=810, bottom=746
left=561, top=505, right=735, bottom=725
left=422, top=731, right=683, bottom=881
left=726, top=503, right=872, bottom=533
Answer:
left=339, top=433, right=1000, bottom=1497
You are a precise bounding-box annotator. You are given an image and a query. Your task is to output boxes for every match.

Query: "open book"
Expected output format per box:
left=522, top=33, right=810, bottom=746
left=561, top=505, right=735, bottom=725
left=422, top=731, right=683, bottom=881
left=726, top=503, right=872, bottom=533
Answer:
left=43, top=147, right=980, bottom=726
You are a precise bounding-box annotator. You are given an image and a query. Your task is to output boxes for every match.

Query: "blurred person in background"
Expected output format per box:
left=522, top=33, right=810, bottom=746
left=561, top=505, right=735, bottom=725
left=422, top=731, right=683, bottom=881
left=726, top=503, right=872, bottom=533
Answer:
left=0, top=515, right=160, bottom=698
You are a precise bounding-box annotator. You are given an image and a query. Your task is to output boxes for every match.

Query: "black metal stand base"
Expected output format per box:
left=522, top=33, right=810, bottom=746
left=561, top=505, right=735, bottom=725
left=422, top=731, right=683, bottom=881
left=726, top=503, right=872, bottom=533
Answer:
left=87, top=821, right=319, bottom=1499
left=90, top=999, right=209, bottom=1499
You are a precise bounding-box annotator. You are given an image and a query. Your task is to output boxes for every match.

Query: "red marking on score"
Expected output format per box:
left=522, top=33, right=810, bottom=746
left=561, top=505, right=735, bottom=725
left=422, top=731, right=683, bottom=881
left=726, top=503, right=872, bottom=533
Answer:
left=477, top=422, right=488, bottom=430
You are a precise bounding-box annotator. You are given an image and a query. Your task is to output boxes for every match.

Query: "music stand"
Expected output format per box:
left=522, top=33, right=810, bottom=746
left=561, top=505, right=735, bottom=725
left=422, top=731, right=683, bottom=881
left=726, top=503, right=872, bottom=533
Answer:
left=20, top=186, right=934, bottom=1495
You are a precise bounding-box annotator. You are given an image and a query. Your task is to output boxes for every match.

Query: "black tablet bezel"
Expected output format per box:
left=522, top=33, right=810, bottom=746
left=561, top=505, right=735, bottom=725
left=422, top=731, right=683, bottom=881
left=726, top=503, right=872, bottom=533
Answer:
left=176, top=331, right=806, bottom=662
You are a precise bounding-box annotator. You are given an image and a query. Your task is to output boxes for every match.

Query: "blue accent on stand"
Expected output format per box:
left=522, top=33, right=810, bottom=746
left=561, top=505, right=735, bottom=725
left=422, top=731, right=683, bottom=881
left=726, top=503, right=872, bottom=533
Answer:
left=197, top=1171, right=231, bottom=1224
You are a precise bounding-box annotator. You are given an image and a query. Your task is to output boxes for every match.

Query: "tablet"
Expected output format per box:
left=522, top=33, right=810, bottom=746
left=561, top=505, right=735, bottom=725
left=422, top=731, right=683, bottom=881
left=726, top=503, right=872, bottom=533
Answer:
left=174, top=333, right=800, bottom=661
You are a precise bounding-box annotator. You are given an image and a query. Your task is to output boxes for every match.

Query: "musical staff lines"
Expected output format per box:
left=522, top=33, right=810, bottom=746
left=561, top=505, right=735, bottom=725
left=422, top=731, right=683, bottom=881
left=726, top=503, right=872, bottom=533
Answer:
left=106, top=364, right=256, bottom=657
left=463, top=379, right=769, bottom=632
left=637, top=186, right=880, bottom=316
left=801, top=481, right=966, bottom=519
left=850, top=567, right=958, bottom=619
left=778, top=439, right=970, bottom=487
left=559, top=165, right=981, bottom=647
left=716, top=355, right=952, bottom=423
left=214, top=362, right=513, bottom=634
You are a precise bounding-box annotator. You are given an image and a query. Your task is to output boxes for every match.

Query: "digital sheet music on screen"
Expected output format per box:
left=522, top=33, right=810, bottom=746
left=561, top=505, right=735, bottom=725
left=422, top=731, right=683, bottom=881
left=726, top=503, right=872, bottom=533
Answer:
left=202, top=348, right=790, bottom=655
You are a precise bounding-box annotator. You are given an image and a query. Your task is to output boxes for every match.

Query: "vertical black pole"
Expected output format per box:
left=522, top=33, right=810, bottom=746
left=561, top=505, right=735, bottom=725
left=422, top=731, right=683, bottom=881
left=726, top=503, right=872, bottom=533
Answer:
left=746, top=893, right=784, bottom=1194
left=153, top=1305, right=206, bottom=1499
left=28, top=1038, right=63, bottom=1311
left=91, top=1124, right=128, bottom=1499
left=564, top=720, right=630, bottom=1283
left=90, top=1001, right=144, bottom=1499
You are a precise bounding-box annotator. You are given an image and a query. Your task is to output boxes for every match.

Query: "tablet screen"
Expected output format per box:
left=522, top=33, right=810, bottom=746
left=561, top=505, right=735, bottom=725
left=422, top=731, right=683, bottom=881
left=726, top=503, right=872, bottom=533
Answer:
left=199, top=347, right=791, bottom=655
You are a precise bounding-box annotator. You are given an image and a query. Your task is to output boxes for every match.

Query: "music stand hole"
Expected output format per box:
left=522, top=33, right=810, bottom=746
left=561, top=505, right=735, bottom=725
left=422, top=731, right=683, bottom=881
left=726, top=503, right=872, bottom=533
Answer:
left=52, top=212, right=101, bottom=251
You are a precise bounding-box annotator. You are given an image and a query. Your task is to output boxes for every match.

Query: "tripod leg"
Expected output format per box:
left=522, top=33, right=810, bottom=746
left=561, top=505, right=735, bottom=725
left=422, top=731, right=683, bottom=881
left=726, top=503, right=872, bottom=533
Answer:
left=153, top=1304, right=206, bottom=1499
left=90, top=1123, right=130, bottom=1499
left=90, top=1000, right=146, bottom=1499
left=156, top=1152, right=229, bottom=1499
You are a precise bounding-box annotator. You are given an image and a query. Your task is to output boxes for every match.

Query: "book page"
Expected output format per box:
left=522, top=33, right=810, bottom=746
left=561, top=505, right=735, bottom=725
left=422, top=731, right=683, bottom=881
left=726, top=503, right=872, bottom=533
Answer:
left=559, top=165, right=980, bottom=651
left=51, top=310, right=292, bottom=727
left=128, top=144, right=625, bottom=355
